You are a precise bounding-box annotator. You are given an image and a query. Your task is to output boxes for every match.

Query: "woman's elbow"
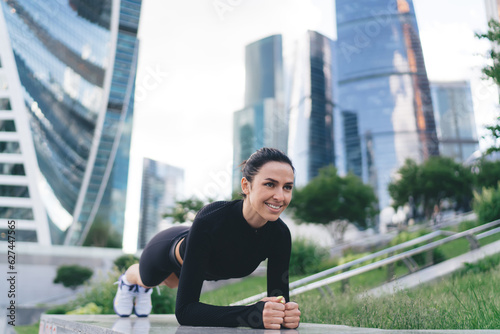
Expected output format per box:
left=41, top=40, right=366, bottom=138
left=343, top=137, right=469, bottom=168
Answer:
left=175, top=307, right=190, bottom=326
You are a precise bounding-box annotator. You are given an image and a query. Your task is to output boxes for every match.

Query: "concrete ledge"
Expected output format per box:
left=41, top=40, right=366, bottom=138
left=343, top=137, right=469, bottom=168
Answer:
left=38, top=314, right=500, bottom=334
left=39, top=314, right=385, bottom=333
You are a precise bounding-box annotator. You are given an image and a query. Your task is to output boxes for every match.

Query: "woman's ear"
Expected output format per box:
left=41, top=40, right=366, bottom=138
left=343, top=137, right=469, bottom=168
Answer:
left=241, top=177, right=251, bottom=196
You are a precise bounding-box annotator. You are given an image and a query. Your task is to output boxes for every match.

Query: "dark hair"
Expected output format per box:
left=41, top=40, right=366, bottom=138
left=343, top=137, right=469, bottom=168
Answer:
left=239, top=147, right=295, bottom=198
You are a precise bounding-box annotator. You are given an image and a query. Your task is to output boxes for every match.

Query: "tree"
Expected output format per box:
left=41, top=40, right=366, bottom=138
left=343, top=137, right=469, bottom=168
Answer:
left=114, top=254, right=139, bottom=272
left=476, top=20, right=500, bottom=155
left=53, top=264, right=93, bottom=290
left=83, top=217, right=122, bottom=248
left=163, top=197, right=208, bottom=224
left=289, top=166, right=378, bottom=243
left=473, top=159, right=500, bottom=190
left=388, top=157, right=473, bottom=218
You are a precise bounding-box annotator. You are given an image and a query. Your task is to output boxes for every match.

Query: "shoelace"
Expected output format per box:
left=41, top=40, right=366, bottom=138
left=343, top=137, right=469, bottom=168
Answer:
left=114, top=279, right=136, bottom=291
left=114, top=279, right=160, bottom=295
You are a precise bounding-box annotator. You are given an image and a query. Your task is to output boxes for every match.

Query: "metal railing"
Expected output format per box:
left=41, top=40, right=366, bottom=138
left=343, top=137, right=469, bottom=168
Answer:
left=231, top=219, right=500, bottom=306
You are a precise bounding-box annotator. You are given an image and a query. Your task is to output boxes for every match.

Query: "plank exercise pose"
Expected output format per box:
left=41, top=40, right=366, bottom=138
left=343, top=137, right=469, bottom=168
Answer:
left=113, top=147, right=301, bottom=329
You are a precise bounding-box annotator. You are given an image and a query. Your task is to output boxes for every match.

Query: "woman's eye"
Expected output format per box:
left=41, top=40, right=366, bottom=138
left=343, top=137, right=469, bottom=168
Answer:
left=284, top=185, right=293, bottom=191
left=265, top=182, right=274, bottom=187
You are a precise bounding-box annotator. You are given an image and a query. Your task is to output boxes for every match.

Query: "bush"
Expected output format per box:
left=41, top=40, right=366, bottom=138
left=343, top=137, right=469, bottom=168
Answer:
left=289, top=238, right=329, bottom=276
left=48, top=269, right=177, bottom=315
left=66, top=302, right=103, bottom=315
left=453, top=253, right=500, bottom=278
left=473, top=184, right=500, bottom=223
left=114, top=254, right=139, bottom=272
left=53, top=265, right=93, bottom=290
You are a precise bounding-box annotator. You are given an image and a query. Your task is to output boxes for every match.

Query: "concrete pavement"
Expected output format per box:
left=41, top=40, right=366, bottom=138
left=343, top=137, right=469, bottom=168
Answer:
left=38, top=314, right=500, bottom=334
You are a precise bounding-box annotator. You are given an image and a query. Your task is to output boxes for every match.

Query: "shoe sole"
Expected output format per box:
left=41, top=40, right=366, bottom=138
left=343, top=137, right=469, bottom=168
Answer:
left=113, top=296, right=132, bottom=317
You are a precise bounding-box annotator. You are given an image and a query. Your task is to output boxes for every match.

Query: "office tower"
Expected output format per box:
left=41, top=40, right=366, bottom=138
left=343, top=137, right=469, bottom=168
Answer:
left=342, top=110, right=362, bottom=178
left=287, top=31, right=336, bottom=187
left=336, top=0, right=439, bottom=209
left=0, top=0, right=142, bottom=246
left=138, top=159, right=184, bottom=249
left=431, top=81, right=479, bottom=162
left=485, top=0, right=500, bottom=21
left=232, top=35, right=287, bottom=191
left=0, top=7, right=50, bottom=244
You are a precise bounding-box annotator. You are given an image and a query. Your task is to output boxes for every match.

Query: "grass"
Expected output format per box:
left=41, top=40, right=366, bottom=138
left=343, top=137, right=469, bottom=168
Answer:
left=197, top=225, right=500, bottom=330
left=294, top=254, right=500, bottom=330
left=13, top=323, right=39, bottom=334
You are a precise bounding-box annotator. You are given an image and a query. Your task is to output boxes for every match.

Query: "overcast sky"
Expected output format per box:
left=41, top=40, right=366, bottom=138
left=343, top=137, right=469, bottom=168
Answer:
left=123, top=0, right=499, bottom=251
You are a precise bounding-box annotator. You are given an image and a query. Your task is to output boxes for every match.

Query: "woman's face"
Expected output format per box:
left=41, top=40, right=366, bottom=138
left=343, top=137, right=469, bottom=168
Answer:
left=242, top=161, right=294, bottom=223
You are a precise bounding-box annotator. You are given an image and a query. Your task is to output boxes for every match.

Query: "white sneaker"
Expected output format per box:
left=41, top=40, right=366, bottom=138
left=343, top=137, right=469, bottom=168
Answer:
left=134, top=285, right=153, bottom=317
left=113, top=275, right=136, bottom=317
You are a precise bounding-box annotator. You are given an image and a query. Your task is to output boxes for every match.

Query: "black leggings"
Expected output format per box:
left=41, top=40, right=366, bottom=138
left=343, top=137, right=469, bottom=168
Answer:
left=139, top=225, right=190, bottom=287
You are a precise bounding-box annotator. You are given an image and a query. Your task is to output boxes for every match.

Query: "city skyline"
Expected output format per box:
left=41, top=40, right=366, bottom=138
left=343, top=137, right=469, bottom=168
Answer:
left=124, top=0, right=498, bottom=252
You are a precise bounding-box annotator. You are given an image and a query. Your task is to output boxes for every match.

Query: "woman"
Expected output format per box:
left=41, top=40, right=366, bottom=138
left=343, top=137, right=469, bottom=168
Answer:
left=114, top=148, right=301, bottom=329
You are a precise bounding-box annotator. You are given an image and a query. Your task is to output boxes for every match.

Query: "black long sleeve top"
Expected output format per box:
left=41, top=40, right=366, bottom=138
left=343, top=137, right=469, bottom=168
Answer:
left=174, top=200, right=291, bottom=328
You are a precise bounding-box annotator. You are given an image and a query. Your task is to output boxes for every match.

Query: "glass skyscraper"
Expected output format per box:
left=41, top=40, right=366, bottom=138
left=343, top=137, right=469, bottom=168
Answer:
left=287, top=30, right=336, bottom=187
left=138, top=158, right=184, bottom=250
left=431, top=81, right=479, bottom=162
left=336, top=0, right=438, bottom=208
left=232, top=35, right=287, bottom=191
left=0, top=0, right=141, bottom=246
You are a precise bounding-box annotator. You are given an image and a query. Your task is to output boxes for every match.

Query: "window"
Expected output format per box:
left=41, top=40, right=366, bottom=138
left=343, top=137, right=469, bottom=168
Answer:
left=0, top=142, right=21, bottom=154
left=0, top=98, right=11, bottom=110
left=0, top=185, right=29, bottom=197
left=0, top=74, right=7, bottom=90
left=0, top=207, right=34, bottom=219
left=0, top=120, right=16, bottom=132
left=0, top=163, right=25, bottom=175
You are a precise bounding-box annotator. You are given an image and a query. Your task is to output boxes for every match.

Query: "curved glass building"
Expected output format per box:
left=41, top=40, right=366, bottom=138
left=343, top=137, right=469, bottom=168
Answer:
left=0, top=0, right=141, bottom=246
left=336, top=0, right=438, bottom=208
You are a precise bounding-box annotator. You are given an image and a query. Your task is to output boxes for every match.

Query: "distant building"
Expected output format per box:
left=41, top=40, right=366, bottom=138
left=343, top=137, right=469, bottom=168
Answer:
left=341, top=110, right=362, bottom=178
left=138, top=158, right=184, bottom=250
left=232, top=35, right=287, bottom=191
left=0, top=0, right=142, bottom=246
left=431, top=81, right=479, bottom=162
left=336, top=0, right=439, bottom=208
left=287, top=30, right=337, bottom=187
left=485, top=0, right=500, bottom=21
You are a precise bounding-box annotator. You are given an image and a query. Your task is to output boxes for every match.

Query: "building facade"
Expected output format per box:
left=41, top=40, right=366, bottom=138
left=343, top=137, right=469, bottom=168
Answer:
left=232, top=35, right=287, bottom=191
left=431, top=81, right=479, bottom=162
left=287, top=30, right=337, bottom=187
left=0, top=6, right=50, bottom=244
left=0, top=0, right=141, bottom=246
left=336, top=0, right=439, bottom=208
left=485, top=0, right=500, bottom=21
left=138, top=158, right=184, bottom=250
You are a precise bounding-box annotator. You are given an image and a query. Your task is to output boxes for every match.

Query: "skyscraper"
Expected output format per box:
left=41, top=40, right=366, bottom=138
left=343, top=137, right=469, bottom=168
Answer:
left=0, top=0, right=142, bottom=246
left=232, top=35, right=287, bottom=191
left=336, top=0, right=439, bottom=208
left=287, top=30, right=336, bottom=187
left=431, top=81, right=479, bottom=162
left=0, top=6, right=50, bottom=244
left=138, top=158, right=184, bottom=250
left=485, top=0, right=500, bottom=21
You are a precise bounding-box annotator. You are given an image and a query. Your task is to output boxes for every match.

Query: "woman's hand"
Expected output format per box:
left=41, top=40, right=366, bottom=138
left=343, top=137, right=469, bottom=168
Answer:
left=260, top=297, right=300, bottom=329
left=283, top=302, right=300, bottom=329
left=260, top=297, right=285, bottom=329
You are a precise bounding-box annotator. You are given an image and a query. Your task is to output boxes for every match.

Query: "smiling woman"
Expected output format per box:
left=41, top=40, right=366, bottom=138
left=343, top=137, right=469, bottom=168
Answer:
left=114, top=148, right=301, bottom=329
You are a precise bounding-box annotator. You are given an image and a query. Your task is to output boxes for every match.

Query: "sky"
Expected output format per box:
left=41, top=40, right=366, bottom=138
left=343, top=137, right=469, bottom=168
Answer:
left=122, top=0, right=499, bottom=252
